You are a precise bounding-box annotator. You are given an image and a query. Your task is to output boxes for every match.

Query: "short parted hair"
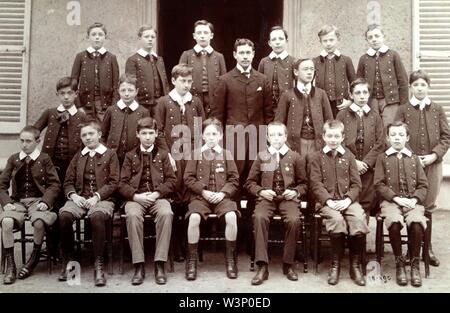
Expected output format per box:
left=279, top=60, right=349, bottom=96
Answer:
left=172, top=63, right=193, bottom=80
left=323, top=119, right=345, bottom=135
left=269, top=26, right=288, bottom=40
left=365, top=24, right=384, bottom=38
left=56, top=76, right=78, bottom=92
left=293, top=58, right=314, bottom=70
left=387, top=121, right=410, bottom=136
left=20, top=126, right=40, bottom=140
left=194, top=20, right=214, bottom=33
left=138, top=25, right=156, bottom=38
left=349, top=78, right=371, bottom=94
left=119, top=73, right=138, bottom=88
left=202, top=117, right=223, bottom=134
left=267, top=121, right=288, bottom=136
left=409, top=69, right=431, bottom=86
left=87, top=22, right=107, bottom=36
left=233, top=38, right=255, bottom=52
left=318, top=24, right=340, bottom=40
left=137, top=117, right=158, bottom=132
left=79, top=120, right=101, bottom=133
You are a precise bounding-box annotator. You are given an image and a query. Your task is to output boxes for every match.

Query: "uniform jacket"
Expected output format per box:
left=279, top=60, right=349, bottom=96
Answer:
left=0, top=152, right=60, bottom=207
left=258, top=55, right=296, bottom=96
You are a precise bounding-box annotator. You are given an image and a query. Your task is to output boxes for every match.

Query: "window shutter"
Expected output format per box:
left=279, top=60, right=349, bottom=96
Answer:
left=0, top=0, right=30, bottom=133
left=414, top=0, right=450, bottom=123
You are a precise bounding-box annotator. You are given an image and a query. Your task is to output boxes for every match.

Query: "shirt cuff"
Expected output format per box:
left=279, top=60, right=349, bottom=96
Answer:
left=94, top=192, right=101, bottom=201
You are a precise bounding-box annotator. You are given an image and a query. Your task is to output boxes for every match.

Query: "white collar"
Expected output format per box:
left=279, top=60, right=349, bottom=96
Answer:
left=137, top=48, right=158, bottom=58
left=268, top=144, right=289, bottom=156
left=19, top=149, right=40, bottom=161
left=116, top=99, right=139, bottom=112
left=237, top=63, right=252, bottom=75
left=410, top=96, right=431, bottom=110
left=201, top=144, right=223, bottom=154
left=140, top=144, right=154, bottom=153
left=323, top=145, right=346, bottom=156
left=385, top=147, right=412, bottom=157
left=269, top=50, right=289, bottom=60
left=296, top=81, right=312, bottom=94
left=57, top=104, right=78, bottom=116
left=349, top=103, right=371, bottom=114
left=367, top=45, right=389, bottom=56
left=81, top=144, right=107, bottom=156
left=169, top=89, right=192, bottom=104
left=320, top=49, right=341, bottom=58
left=194, top=44, right=214, bottom=55
left=86, top=47, right=107, bottom=55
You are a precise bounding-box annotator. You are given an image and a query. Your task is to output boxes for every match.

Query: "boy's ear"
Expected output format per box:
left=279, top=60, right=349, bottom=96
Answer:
left=406, top=135, right=410, bottom=143
left=293, top=68, right=299, bottom=78
left=233, top=51, right=237, bottom=60
left=210, top=33, right=214, bottom=40
left=171, top=77, right=176, bottom=86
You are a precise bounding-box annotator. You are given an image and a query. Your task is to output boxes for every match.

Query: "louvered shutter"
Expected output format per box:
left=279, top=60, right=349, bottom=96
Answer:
left=0, top=0, right=30, bottom=133
left=414, top=0, right=450, bottom=123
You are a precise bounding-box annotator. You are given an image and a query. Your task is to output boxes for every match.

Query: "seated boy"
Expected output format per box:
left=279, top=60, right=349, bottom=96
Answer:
left=0, top=126, right=60, bottom=284
left=183, top=118, right=240, bottom=280
left=119, top=117, right=176, bottom=285
left=374, top=121, right=428, bottom=287
left=308, top=120, right=369, bottom=286
left=245, top=122, right=307, bottom=285
left=58, top=120, right=119, bottom=287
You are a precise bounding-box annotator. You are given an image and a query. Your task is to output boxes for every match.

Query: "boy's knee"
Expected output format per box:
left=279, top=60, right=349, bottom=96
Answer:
left=284, top=215, right=300, bottom=227
left=188, top=213, right=201, bottom=227
left=33, top=219, right=45, bottom=230
left=1, top=218, right=14, bottom=230
left=253, top=210, right=269, bottom=223
left=224, top=211, right=237, bottom=225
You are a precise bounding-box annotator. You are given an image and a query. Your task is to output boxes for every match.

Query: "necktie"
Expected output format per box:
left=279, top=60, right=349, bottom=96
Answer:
left=89, top=150, right=96, bottom=157
left=178, top=100, right=186, bottom=114
left=25, top=155, right=31, bottom=164
left=357, top=109, right=364, bottom=118
left=397, top=152, right=403, bottom=160
left=327, top=53, right=335, bottom=59
left=58, top=111, right=70, bottom=123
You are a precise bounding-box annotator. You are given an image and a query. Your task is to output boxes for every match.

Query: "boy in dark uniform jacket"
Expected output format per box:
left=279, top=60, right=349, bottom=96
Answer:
left=258, top=26, right=296, bottom=111
left=0, top=126, right=60, bottom=284
left=179, top=20, right=227, bottom=117
left=58, top=121, right=119, bottom=287
left=313, top=25, right=356, bottom=118
left=154, top=63, right=206, bottom=204
left=119, top=117, right=176, bottom=285
left=275, top=58, right=333, bottom=157
left=183, top=118, right=240, bottom=280
left=309, top=120, right=369, bottom=286
left=357, top=24, right=408, bottom=127
left=395, top=70, right=450, bottom=267
left=374, top=121, right=429, bottom=287
left=102, top=73, right=150, bottom=164
left=34, top=77, right=87, bottom=187
left=211, top=38, right=273, bottom=190
left=336, top=78, right=385, bottom=215
left=125, top=25, right=170, bottom=116
left=71, top=23, right=119, bottom=122
left=245, top=122, right=307, bottom=285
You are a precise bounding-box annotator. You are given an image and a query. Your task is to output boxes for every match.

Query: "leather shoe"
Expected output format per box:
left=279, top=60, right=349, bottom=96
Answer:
left=410, top=257, right=422, bottom=287
left=154, top=261, right=167, bottom=285
left=94, top=256, right=106, bottom=287
left=131, top=263, right=145, bottom=285
left=428, top=248, right=440, bottom=267
left=395, top=256, right=407, bottom=286
left=251, top=263, right=269, bottom=285
left=327, top=260, right=340, bottom=285
left=283, top=263, right=298, bottom=281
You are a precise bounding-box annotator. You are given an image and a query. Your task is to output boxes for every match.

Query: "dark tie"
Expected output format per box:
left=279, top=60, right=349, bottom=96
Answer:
left=57, top=111, right=70, bottom=123
left=25, top=155, right=31, bottom=164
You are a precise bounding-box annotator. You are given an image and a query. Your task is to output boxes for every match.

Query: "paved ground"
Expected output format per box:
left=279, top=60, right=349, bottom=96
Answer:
left=0, top=210, right=449, bottom=293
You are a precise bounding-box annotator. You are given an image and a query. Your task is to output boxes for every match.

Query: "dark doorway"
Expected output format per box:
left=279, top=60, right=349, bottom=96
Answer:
left=158, top=0, right=284, bottom=76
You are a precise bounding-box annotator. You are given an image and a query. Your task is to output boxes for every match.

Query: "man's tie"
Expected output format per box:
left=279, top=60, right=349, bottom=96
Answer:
left=25, top=155, right=31, bottom=164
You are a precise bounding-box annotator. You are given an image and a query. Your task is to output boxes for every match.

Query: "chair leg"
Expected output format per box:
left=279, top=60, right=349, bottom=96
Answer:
left=250, top=227, right=255, bottom=272
left=313, top=215, right=320, bottom=275
left=301, top=216, right=308, bottom=273
left=1, top=241, right=5, bottom=274
left=375, top=217, right=383, bottom=265
left=46, top=226, right=52, bottom=274
left=424, top=219, right=431, bottom=278
left=75, top=219, right=81, bottom=262
left=21, top=225, right=26, bottom=265
left=119, top=216, right=125, bottom=275
left=362, top=234, right=367, bottom=275
left=107, top=217, right=113, bottom=275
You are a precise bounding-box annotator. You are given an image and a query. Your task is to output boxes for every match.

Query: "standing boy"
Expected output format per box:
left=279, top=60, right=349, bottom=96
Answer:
left=314, top=25, right=356, bottom=118
left=0, top=126, right=60, bottom=284
left=179, top=20, right=227, bottom=117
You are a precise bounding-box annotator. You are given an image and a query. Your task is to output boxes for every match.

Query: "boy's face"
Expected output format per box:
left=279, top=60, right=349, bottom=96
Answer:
left=267, top=125, right=287, bottom=150
left=118, top=82, right=138, bottom=105
left=410, top=78, right=429, bottom=100
left=136, top=128, right=157, bottom=149
left=203, top=124, right=223, bottom=148
left=193, top=25, right=213, bottom=48
left=294, top=60, right=315, bottom=84
left=351, top=83, right=370, bottom=107
left=387, top=126, right=409, bottom=151
left=139, top=29, right=157, bottom=51
left=320, top=31, right=339, bottom=53
left=80, top=125, right=101, bottom=150
left=56, top=86, right=77, bottom=109
left=323, top=128, right=344, bottom=150
left=20, top=131, right=39, bottom=155
left=233, top=44, right=254, bottom=69
left=268, top=29, right=287, bottom=54
left=172, top=75, right=193, bottom=96
left=366, top=28, right=385, bottom=50
left=88, top=27, right=106, bottom=50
